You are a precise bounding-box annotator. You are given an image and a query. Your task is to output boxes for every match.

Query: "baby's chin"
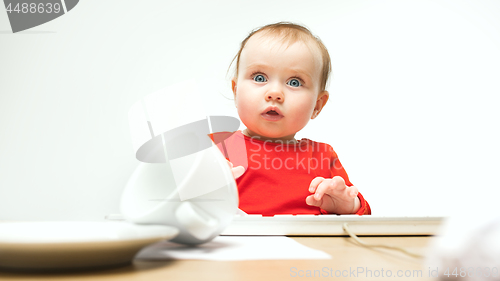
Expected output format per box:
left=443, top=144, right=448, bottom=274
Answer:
left=248, top=128, right=296, bottom=141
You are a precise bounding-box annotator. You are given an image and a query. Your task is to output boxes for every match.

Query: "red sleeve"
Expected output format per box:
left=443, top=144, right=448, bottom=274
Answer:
left=355, top=192, right=371, bottom=215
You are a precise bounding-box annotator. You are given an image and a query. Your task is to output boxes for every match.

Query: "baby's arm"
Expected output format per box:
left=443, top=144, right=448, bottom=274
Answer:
left=305, top=176, right=360, bottom=214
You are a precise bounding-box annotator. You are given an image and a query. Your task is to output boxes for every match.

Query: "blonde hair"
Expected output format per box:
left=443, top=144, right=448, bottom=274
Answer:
left=230, top=22, right=331, bottom=92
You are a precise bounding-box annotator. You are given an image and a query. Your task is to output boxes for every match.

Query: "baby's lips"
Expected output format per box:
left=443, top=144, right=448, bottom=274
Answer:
left=261, top=106, right=284, bottom=116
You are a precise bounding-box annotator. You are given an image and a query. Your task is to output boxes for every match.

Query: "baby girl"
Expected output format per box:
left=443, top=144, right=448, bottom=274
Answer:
left=214, top=22, right=370, bottom=216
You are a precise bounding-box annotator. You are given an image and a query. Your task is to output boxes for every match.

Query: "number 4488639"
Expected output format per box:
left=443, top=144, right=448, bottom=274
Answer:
left=5, top=2, right=61, bottom=14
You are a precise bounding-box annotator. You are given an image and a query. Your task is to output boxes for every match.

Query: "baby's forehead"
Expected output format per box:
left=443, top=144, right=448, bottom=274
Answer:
left=247, top=32, right=319, bottom=55
left=244, top=33, right=323, bottom=65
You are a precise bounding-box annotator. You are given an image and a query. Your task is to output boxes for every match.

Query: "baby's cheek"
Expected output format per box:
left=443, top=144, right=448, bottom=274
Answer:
left=236, top=100, right=249, bottom=117
left=235, top=102, right=253, bottom=127
left=293, top=106, right=314, bottom=123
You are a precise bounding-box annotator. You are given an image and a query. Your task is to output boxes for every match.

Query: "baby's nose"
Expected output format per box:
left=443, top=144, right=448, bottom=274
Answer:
left=265, top=91, right=284, bottom=102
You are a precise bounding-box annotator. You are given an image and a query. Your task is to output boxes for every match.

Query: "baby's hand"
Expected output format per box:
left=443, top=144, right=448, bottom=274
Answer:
left=227, top=160, right=245, bottom=180
left=306, top=176, right=360, bottom=214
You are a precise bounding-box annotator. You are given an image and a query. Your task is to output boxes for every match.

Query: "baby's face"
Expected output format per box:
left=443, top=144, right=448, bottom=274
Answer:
left=232, top=34, right=328, bottom=141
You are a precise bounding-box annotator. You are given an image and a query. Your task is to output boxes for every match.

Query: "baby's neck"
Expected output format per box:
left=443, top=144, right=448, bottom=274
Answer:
left=242, top=129, right=298, bottom=144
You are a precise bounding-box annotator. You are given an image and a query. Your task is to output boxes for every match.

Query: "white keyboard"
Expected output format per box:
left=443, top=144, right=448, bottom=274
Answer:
left=221, top=215, right=445, bottom=236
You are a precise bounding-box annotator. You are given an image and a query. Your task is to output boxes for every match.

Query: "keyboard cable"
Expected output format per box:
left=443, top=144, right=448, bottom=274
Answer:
left=342, top=223, right=424, bottom=259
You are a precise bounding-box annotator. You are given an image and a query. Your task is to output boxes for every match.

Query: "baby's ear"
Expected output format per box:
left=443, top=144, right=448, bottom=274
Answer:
left=311, top=91, right=329, bottom=119
left=231, top=79, right=238, bottom=107
left=231, top=79, right=237, bottom=96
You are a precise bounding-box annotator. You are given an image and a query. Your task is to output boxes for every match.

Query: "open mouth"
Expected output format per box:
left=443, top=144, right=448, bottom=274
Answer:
left=261, top=106, right=284, bottom=121
left=262, top=106, right=283, bottom=116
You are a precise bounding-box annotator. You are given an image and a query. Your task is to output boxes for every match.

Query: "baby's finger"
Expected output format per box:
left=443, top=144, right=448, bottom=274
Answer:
left=327, top=176, right=348, bottom=195
left=348, top=185, right=359, bottom=198
left=309, top=177, right=324, bottom=193
left=232, top=166, right=245, bottom=179
left=313, top=179, right=332, bottom=200
left=305, top=194, right=321, bottom=207
left=227, top=161, right=234, bottom=169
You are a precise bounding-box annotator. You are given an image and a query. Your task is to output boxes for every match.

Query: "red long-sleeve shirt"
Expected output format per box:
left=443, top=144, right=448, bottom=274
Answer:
left=211, top=131, right=370, bottom=216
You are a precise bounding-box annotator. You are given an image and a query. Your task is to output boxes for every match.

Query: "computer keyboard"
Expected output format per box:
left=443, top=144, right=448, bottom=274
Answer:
left=220, top=215, right=445, bottom=236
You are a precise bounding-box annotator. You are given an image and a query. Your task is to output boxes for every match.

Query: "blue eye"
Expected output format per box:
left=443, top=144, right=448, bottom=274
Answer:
left=287, top=78, right=302, bottom=87
left=253, top=74, right=266, bottom=83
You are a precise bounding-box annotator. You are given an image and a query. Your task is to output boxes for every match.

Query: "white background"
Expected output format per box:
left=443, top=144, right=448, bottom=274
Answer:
left=1, top=0, right=499, bottom=220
